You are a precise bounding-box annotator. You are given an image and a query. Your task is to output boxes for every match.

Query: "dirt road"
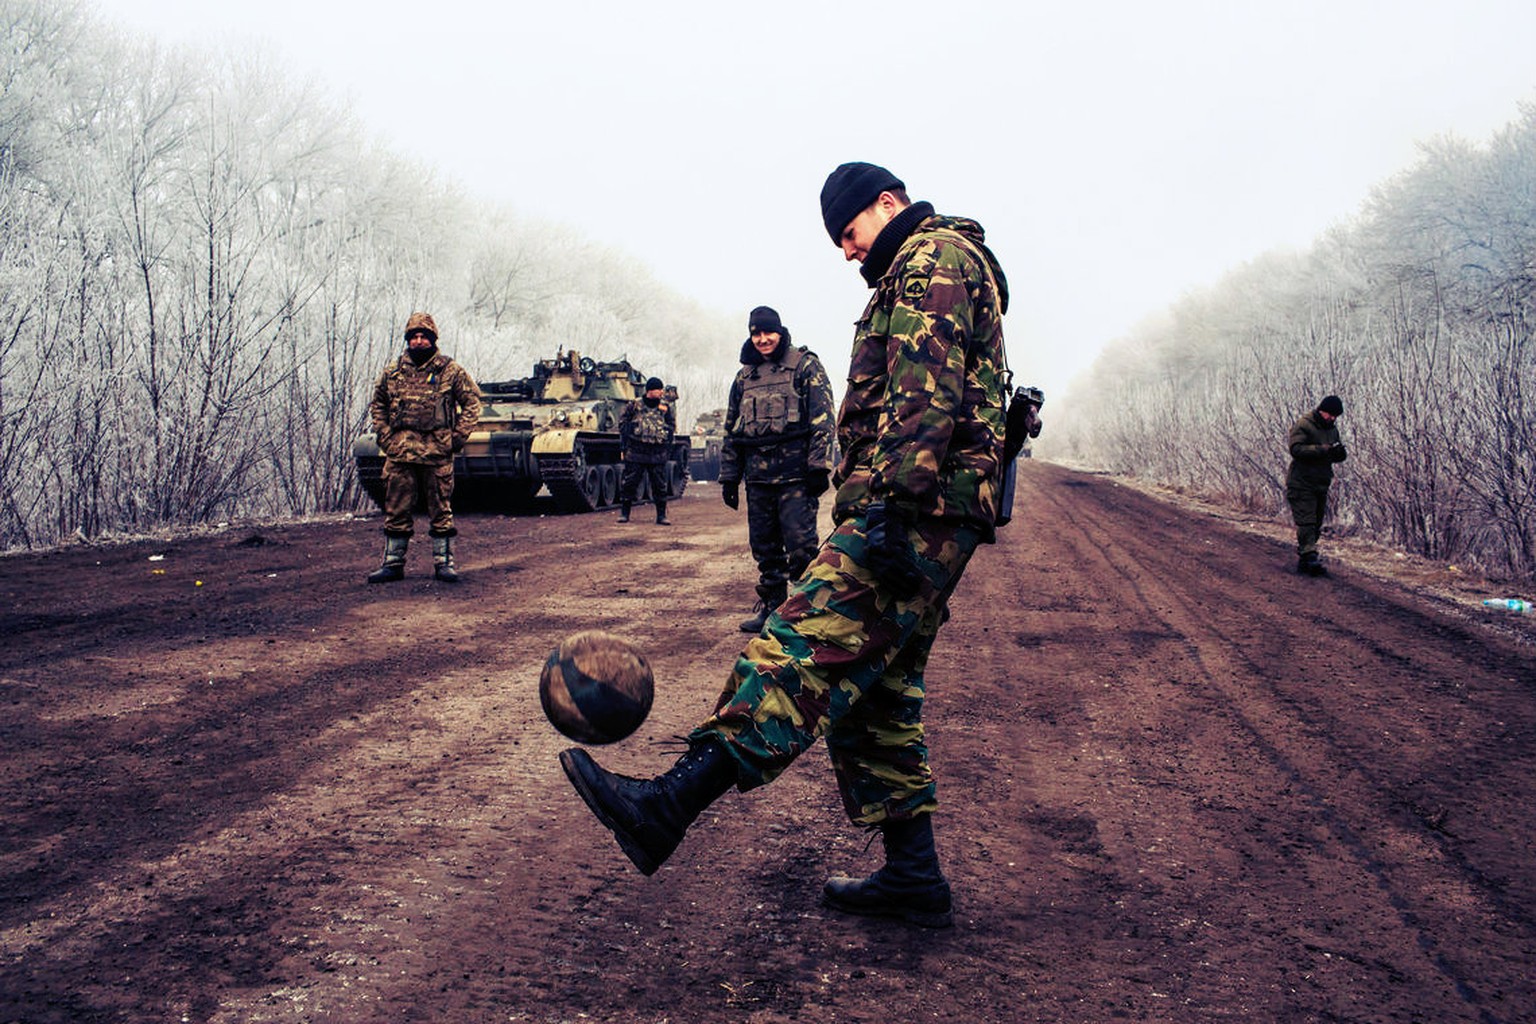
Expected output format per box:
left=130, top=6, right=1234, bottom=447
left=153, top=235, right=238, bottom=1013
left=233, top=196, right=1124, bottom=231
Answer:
left=2, top=460, right=1533, bottom=1024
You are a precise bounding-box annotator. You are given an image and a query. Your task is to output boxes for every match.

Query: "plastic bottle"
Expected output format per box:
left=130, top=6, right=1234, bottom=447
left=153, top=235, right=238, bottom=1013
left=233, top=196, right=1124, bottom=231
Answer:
left=1481, top=598, right=1532, bottom=614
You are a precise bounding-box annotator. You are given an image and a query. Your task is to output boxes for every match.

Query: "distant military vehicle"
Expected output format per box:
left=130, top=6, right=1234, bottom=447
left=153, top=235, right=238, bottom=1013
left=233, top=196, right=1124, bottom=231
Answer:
left=355, top=350, right=689, bottom=514
left=688, top=408, right=728, bottom=481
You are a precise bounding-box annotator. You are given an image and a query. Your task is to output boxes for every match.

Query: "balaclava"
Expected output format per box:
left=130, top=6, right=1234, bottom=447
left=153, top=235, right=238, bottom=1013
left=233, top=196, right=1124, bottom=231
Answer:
left=404, top=312, right=439, bottom=365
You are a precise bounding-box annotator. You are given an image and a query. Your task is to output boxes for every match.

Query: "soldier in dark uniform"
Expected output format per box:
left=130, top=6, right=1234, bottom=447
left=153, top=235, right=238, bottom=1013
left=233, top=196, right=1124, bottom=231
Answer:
left=719, top=306, right=835, bottom=632
left=1286, top=394, right=1347, bottom=576
left=366, top=312, right=481, bottom=583
left=617, top=377, right=676, bottom=525
left=560, top=163, right=1011, bottom=928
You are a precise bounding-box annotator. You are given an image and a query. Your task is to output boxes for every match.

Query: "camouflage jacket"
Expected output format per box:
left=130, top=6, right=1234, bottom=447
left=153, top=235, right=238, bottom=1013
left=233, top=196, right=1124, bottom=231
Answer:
left=833, top=211, right=1009, bottom=540
left=619, top=398, right=675, bottom=464
left=720, top=342, right=835, bottom=485
left=369, top=352, right=481, bottom=465
left=1286, top=411, right=1343, bottom=487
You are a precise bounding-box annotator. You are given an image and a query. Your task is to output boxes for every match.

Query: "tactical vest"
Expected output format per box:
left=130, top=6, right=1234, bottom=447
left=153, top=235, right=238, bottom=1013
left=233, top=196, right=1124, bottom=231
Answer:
left=630, top=401, right=673, bottom=445
left=733, top=347, right=807, bottom=440
left=386, top=356, right=456, bottom=433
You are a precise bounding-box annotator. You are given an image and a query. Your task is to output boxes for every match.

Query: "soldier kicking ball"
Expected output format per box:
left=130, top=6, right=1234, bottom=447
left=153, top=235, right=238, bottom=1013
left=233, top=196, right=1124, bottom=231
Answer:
left=560, top=162, right=1014, bottom=928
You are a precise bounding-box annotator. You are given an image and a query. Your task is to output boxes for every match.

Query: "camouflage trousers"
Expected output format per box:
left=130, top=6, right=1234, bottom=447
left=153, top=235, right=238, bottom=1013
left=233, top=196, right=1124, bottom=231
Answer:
left=691, top=512, right=983, bottom=826
left=620, top=459, right=669, bottom=504
left=744, top=480, right=821, bottom=603
left=382, top=459, right=457, bottom=537
left=1286, top=479, right=1330, bottom=557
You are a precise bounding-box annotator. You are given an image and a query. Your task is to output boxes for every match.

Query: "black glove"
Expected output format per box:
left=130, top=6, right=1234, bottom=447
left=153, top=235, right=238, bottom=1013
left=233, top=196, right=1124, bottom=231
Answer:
left=451, top=436, right=466, bottom=453
left=864, top=503, right=923, bottom=600
left=1329, top=442, right=1347, bottom=463
left=806, top=470, right=830, bottom=498
left=721, top=481, right=740, bottom=509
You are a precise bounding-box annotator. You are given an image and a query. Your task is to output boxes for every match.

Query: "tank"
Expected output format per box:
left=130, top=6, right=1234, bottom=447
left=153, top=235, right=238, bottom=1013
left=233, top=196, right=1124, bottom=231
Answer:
left=687, top=408, right=728, bottom=481
left=354, top=350, right=690, bottom=514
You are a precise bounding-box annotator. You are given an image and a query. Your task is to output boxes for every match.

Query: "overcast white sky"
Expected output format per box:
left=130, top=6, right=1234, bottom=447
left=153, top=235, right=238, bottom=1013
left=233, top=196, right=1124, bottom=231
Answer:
left=90, top=0, right=1536, bottom=401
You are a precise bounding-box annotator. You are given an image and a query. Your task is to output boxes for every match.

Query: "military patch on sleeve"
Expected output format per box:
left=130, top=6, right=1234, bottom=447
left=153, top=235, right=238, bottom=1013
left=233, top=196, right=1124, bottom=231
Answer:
left=903, top=277, right=929, bottom=302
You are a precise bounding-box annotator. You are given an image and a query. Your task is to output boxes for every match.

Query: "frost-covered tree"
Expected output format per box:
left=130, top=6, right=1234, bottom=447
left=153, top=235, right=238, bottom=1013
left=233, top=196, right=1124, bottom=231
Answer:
left=1056, top=101, right=1536, bottom=578
left=0, top=0, right=737, bottom=549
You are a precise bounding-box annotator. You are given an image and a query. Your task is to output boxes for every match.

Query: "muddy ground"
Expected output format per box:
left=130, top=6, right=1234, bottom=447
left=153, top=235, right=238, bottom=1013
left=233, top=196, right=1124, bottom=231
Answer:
left=1, top=459, right=1533, bottom=1024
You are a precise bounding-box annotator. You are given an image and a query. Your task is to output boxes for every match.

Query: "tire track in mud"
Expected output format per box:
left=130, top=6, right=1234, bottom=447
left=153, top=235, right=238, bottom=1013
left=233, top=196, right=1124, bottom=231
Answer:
left=5, top=475, right=1533, bottom=1023
left=1020, top=463, right=1530, bottom=1022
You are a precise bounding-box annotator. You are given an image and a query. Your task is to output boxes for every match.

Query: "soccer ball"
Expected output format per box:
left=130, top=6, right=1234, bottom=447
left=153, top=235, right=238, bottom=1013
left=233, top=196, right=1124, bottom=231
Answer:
left=539, top=630, right=655, bottom=744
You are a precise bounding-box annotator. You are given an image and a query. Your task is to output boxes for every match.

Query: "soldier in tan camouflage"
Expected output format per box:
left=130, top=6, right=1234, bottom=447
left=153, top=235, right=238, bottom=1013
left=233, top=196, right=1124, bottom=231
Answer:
left=561, top=163, right=1010, bottom=928
left=366, top=312, right=481, bottom=583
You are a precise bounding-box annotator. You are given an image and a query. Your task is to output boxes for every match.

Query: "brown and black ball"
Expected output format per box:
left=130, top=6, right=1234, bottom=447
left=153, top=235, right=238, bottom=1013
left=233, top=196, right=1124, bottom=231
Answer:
left=538, top=631, right=655, bottom=744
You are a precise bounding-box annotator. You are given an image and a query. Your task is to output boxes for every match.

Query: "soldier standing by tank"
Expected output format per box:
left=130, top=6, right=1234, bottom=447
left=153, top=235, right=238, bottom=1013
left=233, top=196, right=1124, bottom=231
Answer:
left=617, top=377, right=676, bottom=525
left=1286, top=394, right=1347, bottom=576
left=560, top=162, right=1010, bottom=928
left=719, top=306, right=836, bottom=632
left=366, top=312, right=481, bottom=584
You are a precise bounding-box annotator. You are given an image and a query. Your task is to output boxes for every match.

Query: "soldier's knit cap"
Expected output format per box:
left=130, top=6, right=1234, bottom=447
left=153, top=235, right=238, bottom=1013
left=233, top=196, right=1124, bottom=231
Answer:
left=820, top=162, right=904, bottom=243
left=645, top=376, right=664, bottom=391
left=403, top=311, right=438, bottom=342
left=748, top=306, right=784, bottom=334
left=1318, top=395, right=1344, bottom=416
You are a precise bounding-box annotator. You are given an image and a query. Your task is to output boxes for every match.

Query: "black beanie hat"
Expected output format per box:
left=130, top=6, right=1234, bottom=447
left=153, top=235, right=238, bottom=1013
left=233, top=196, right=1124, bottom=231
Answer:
left=820, top=162, right=904, bottom=243
left=748, top=306, right=784, bottom=334
left=645, top=377, right=664, bottom=391
left=1318, top=395, right=1344, bottom=416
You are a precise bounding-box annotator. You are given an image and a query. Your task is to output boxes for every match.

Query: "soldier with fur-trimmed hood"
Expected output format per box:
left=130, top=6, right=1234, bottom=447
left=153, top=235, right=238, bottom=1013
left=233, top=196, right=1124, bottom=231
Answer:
left=366, top=312, right=481, bottom=583
left=719, top=305, right=836, bottom=631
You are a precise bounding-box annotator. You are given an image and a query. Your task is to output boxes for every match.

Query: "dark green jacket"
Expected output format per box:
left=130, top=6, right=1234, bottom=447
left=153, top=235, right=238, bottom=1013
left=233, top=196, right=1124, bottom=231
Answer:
left=1286, top=411, right=1343, bottom=487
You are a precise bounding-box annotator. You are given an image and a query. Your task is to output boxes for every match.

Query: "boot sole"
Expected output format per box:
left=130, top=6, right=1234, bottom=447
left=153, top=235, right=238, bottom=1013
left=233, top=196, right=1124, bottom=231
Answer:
left=558, top=750, right=662, bottom=876
left=821, top=889, right=954, bottom=929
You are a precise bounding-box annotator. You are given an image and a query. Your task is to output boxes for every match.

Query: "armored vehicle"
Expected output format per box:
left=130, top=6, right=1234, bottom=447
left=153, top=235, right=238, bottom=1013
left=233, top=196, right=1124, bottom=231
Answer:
left=355, top=350, right=689, bottom=514
left=687, top=408, right=728, bottom=481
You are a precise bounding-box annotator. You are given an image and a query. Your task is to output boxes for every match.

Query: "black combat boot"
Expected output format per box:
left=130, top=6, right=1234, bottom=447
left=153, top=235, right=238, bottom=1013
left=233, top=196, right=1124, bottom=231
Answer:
left=738, top=602, right=769, bottom=633
left=655, top=500, right=670, bottom=525
left=618, top=502, right=631, bottom=523
left=366, top=534, right=409, bottom=584
left=432, top=534, right=460, bottom=583
left=822, top=815, right=954, bottom=928
left=739, top=583, right=786, bottom=633
left=1299, top=552, right=1327, bottom=577
left=559, top=740, right=737, bottom=875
